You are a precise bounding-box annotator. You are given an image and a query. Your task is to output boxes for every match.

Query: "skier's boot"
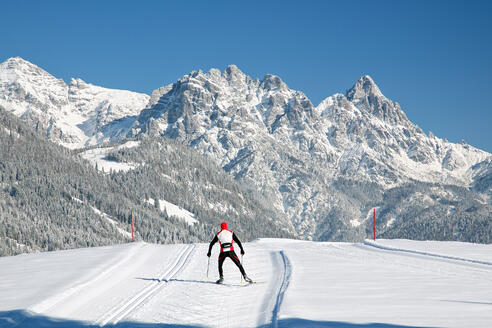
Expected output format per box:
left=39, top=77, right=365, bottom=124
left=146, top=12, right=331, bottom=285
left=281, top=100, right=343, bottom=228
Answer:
left=243, top=275, right=253, bottom=283
left=216, top=276, right=224, bottom=284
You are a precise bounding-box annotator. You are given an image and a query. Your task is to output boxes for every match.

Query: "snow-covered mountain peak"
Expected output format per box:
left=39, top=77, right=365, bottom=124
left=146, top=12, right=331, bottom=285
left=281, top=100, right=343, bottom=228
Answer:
left=260, top=74, right=289, bottom=92
left=0, top=57, right=66, bottom=90
left=346, top=74, right=384, bottom=100
left=69, top=77, right=89, bottom=89
left=0, top=57, right=149, bottom=148
left=1, top=57, right=62, bottom=84
left=0, top=57, right=69, bottom=117
left=223, top=64, right=245, bottom=79
left=344, top=75, right=410, bottom=126
left=1, top=56, right=40, bottom=72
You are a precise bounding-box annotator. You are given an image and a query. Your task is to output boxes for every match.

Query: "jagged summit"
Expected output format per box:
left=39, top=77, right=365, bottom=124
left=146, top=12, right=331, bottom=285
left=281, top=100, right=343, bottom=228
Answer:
left=175, top=64, right=290, bottom=94
left=221, top=65, right=248, bottom=85
left=224, top=64, right=244, bottom=76
left=69, top=77, right=90, bottom=89
left=346, top=75, right=384, bottom=101
left=0, top=57, right=58, bottom=85
left=1, top=57, right=59, bottom=81
left=261, top=74, right=288, bottom=91
left=1, top=56, right=34, bottom=68
left=342, top=74, right=411, bottom=126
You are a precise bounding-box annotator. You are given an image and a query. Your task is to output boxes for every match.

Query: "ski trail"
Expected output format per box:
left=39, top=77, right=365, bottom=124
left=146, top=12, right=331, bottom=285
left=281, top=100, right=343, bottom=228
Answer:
left=95, top=244, right=195, bottom=326
left=363, top=240, right=492, bottom=267
left=129, top=243, right=274, bottom=327
left=29, top=242, right=145, bottom=315
left=270, top=250, right=292, bottom=328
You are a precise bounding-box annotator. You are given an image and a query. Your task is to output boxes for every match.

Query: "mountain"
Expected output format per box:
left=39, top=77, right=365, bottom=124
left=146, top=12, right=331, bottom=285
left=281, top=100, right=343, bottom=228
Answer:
left=1, top=57, right=490, bottom=243
left=319, top=75, right=488, bottom=186
left=0, top=57, right=149, bottom=148
left=127, top=66, right=492, bottom=241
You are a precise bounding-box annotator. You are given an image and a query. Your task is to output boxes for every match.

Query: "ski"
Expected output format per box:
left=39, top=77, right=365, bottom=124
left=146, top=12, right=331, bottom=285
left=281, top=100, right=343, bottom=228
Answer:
left=216, top=280, right=266, bottom=286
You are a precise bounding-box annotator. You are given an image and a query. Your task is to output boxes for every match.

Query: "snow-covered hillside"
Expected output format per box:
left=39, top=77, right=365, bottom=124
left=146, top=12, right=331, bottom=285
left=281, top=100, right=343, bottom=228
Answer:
left=79, top=140, right=142, bottom=173
left=1, top=239, right=491, bottom=327
left=0, top=57, right=149, bottom=148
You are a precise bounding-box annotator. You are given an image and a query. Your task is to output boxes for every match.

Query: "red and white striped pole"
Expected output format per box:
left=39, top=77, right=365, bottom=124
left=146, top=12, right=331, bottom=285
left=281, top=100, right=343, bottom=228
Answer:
left=131, top=208, right=135, bottom=242
left=373, top=208, right=376, bottom=241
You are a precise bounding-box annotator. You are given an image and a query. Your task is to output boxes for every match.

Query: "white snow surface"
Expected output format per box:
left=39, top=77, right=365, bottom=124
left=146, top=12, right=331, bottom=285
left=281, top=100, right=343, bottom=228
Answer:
left=147, top=198, right=199, bottom=226
left=2, top=127, right=19, bottom=139
left=79, top=141, right=141, bottom=173
left=89, top=206, right=133, bottom=239
left=1, top=239, right=491, bottom=328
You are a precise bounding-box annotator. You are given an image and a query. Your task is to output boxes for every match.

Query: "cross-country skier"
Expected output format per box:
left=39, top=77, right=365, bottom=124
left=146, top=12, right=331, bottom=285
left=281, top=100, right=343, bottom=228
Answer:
left=207, top=222, right=253, bottom=284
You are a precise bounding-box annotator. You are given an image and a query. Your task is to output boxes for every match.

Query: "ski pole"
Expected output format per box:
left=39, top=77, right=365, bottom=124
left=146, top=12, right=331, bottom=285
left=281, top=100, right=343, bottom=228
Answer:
left=240, top=254, right=244, bottom=284
left=206, top=256, right=210, bottom=280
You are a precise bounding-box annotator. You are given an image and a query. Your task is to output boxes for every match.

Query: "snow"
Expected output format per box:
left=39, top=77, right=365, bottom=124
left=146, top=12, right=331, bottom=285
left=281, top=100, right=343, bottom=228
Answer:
left=147, top=198, right=199, bottom=226
left=349, top=219, right=362, bottom=227
left=79, top=141, right=141, bottom=173
left=2, top=127, right=19, bottom=139
left=89, top=206, right=133, bottom=239
left=208, top=201, right=238, bottom=214
left=385, top=216, right=396, bottom=227
left=0, top=236, right=29, bottom=250
left=351, top=207, right=378, bottom=227
left=1, top=239, right=491, bottom=328
left=364, top=239, right=492, bottom=264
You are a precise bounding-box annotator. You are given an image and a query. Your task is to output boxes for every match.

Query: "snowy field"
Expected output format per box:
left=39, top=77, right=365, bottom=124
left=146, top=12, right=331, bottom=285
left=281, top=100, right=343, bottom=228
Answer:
left=79, top=141, right=141, bottom=174
left=0, top=239, right=491, bottom=328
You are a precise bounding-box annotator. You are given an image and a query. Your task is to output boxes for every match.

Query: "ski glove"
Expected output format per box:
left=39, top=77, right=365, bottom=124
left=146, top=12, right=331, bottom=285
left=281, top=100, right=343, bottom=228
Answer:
left=241, top=249, right=245, bottom=256
left=207, top=251, right=211, bottom=257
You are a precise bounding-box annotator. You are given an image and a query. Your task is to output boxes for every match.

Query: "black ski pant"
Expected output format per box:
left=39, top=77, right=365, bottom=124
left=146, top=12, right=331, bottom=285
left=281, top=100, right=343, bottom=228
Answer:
left=218, top=250, right=246, bottom=278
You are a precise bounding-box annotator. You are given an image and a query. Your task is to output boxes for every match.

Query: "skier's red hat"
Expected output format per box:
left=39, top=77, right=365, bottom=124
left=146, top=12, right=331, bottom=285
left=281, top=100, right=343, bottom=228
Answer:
left=220, top=222, right=228, bottom=230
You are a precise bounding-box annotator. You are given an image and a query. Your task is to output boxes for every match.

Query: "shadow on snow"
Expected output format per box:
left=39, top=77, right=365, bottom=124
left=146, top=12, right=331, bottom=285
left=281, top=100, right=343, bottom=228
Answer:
left=0, top=310, right=205, bottom=328
left=0, top=310, right=433, bottom=328
left=135, top=277, right=217, bottom=285
left=263, top=318, right=434, bottom=327
left=135, top=277, right=248, bottom=287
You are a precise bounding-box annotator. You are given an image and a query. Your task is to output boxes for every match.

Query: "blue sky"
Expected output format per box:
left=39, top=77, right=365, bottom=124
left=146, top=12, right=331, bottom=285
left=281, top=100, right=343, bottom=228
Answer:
left=1, top=1, right=491, bottom=152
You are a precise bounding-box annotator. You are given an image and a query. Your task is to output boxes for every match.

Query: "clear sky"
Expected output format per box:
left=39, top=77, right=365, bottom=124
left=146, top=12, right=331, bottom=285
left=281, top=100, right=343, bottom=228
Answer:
left=1, top=1, right=491, bottom=152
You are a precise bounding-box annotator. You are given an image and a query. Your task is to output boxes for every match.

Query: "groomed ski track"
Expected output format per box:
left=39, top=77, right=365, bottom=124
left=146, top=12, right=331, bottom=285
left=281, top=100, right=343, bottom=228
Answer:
left=6, top=241, right=293, bottom=327
left=1, top=239, right=491, bottom=327
left=362, top=240, right=492, bottom=266
left=95, top=244, right=196, bottom=326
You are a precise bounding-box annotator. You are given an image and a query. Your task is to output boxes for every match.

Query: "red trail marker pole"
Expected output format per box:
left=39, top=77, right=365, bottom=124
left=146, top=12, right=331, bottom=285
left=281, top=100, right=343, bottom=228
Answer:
left=131, top=208, right=134, bottom=242
left=373, top=208, right=376, bottom=241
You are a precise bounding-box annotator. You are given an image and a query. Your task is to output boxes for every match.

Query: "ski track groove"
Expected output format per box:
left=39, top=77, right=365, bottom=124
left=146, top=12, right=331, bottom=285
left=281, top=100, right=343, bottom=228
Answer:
left=7, top=243, right=146, bottom=328
left=362, top=240, right=492, bottom=267
left=95, top=244, right=196, bottom=327
left=271, top=250, right=291, bottom=328
left=30, top=243, right=146, bottom=315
